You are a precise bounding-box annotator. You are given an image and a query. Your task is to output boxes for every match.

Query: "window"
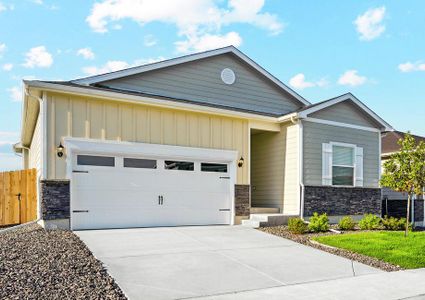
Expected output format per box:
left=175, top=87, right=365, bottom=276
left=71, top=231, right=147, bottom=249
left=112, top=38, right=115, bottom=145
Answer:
left=332, top=145, right=354, bottom=186
left=124, top=158, right=157, bottom=169
left=201, top=163, right=227, bottom=173
left=164, top=160, right=194, bottom=171
left=77, top=155, right=115, bottom=167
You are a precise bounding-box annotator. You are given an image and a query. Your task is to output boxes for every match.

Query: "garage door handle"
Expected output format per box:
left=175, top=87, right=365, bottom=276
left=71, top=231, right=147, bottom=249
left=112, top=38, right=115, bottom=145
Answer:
left=73, top=210, right=89, bottom=213
left=73, top=170, right=89, bottom=173
left=158, top=195, right=164, bottom=205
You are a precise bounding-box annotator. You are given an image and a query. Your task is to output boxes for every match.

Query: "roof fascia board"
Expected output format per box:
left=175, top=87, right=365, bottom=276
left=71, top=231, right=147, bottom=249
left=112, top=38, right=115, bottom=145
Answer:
left=298, top=93, right=393, bottom=131
left=72, top=46, right=310, bottom=106
left=26, top=80, right=279, bottom=123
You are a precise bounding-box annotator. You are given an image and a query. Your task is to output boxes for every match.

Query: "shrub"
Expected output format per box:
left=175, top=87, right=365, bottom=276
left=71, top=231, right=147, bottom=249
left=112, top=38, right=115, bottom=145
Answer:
left=358, top=214, right=381, bottom=230
left=382, top=216, right=407, bottom=231
left=288, top=217, right=308, bottom=234
left=338, top=216, right=356, bottom=231
left=308, top=212, right=329, bottom=232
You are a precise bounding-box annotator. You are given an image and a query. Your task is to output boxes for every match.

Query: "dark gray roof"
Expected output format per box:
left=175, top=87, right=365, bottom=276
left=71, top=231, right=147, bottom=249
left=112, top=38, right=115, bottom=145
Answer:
left=37, top=80, right=282, bottom=117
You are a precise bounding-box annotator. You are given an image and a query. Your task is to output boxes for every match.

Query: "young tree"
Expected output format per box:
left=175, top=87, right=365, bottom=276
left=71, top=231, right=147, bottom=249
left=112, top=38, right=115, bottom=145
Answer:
left=381, top=133, right=425, bottom=237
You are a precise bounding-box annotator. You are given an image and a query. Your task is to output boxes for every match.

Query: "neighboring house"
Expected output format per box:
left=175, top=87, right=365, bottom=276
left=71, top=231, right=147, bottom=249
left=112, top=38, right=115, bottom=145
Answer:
left=14, top=46, right=392, bottom=230
left=381, top=131, right=425, bottom=226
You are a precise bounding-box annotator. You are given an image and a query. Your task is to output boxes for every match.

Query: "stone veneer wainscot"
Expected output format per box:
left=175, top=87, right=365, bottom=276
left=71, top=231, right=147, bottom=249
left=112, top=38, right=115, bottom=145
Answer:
left=303, top=186, right=381, bottom=217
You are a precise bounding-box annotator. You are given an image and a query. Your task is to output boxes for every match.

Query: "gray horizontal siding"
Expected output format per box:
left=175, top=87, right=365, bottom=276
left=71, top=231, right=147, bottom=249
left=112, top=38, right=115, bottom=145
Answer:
left=101, top=53, right=303, bottom=115
left=303, top=121, right=380, bottom=188
left=309, top=100, right=381, bottom=128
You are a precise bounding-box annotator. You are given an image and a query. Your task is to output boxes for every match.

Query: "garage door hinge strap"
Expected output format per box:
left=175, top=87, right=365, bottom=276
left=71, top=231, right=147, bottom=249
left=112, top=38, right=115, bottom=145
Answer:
left=219, top=176, right=230, bottom=179
left=73, top=210, right=89, bottom=213
left=73, top=170, right=89, bottom=173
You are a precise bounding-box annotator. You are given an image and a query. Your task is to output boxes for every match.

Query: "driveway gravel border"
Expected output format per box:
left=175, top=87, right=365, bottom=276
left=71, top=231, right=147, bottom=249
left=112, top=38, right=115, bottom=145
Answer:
left=0, top=223, right=127, bottom=299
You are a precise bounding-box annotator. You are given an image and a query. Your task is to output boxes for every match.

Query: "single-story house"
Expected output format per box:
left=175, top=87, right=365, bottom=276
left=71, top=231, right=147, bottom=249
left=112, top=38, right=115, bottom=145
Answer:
left=15, top=46, right=393, bottom=230
left=381, top=131, right=425, bottom=226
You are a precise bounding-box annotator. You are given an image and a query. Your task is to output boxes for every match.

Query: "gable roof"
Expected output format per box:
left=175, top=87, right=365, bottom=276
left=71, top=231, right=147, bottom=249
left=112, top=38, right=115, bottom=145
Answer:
left=296, top=93, right=393, bottom=131
left=382, top=130, right=425, bottom=155
left=71, top=46, right=310, bottom=106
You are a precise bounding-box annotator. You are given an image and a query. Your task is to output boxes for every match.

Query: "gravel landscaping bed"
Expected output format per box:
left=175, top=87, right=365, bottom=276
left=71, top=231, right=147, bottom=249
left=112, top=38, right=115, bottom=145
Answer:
left=0, top=223, right=127, bottom=299
left=259, top=226, right=402, bottom=272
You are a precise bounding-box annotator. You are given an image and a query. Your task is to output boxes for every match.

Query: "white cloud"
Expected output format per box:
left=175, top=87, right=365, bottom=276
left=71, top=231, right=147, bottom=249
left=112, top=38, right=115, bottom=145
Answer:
left=175, top=32, right=242, bottom=53
left=354, top=6, right=386, bottom=41
left=338, top=70, right=367, bottom=86
left=398, top=61, right=425, bottom=73
left=8, top=86, right=23, bottom=102
left=144, top=34, right=158, bottom=47
left=2, top=63, right=13, bottom=71
left=83, top=56, right=166, bottom=76
left=0, top=153, right=22, bottom=172
left=86, top=0, right=283, bottom=53
left=77, top=47, right=95, bottom=60
left=0, top=131, right=20, bottom=146
left=23, top=46, right=53, bottom=68
left=289, top=73, right=328, bottom=90
left=83, top=60, right=130, bottom=76
left=0, top=43, right=6, bottom=56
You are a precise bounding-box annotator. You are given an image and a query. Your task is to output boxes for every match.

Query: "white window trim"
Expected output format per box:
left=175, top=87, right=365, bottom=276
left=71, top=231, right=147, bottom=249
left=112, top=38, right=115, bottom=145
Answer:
left=330, top=142, right=356, bottom=187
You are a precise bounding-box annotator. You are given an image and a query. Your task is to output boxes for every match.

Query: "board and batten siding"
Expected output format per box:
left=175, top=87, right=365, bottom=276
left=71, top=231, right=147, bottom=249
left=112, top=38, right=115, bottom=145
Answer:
left=28, top=115, right=42, bottom=177
left=251, top=130, right=285, bottom=211
left=309, top=100, right=380, bottom=128
left=250, top=122, right=300, bottom=214
left=45, top=92, right=249, bottom=184
left=302, top=121, right=380, bottom=188
left=101, top=53, right=303, bottom=116
left=283, top=123, right=300, bottom=215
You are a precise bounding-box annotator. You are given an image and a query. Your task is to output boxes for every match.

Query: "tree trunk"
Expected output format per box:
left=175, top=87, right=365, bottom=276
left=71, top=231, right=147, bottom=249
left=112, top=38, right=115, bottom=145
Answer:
left=405, top=193, right=411, bottom=237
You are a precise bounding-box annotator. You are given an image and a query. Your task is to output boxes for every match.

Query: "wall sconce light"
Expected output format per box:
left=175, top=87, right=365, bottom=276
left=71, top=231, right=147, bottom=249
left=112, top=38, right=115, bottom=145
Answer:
left=238, top=156, right=244, bottom=168
left=57, top=142, right=64, bottom=158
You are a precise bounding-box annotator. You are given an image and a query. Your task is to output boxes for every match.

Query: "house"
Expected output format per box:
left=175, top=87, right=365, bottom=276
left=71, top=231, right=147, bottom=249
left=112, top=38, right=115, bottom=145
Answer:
left=381, top=131, right=425, bottom=226
left=14, top=46, right=393, bottom=230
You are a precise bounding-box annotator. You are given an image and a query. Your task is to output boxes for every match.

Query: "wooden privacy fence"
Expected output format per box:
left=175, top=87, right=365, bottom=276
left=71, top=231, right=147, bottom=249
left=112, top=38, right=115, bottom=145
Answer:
left=0, top=169, right=37, bottom=226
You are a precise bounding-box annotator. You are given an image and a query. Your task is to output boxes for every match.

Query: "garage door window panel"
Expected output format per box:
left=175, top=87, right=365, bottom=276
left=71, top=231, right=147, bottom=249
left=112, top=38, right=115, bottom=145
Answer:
left=201, top=163, right=228, bottom=173
left=77, top=155, right=115, bottom=167
left=124, top=158, right=157, bottom=169
left=164, top=160, right=194, bottom=171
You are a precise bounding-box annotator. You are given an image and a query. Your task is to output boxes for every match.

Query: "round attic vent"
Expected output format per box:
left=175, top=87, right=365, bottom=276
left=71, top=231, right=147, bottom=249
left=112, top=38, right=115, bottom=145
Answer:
left=221, top=68, right=236, bottom=85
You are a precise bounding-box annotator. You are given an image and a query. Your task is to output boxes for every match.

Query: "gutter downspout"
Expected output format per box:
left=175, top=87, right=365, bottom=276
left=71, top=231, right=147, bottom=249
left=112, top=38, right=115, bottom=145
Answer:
left=291, top=116, right=305, bottom=219
left=24, top=87, right=45, bottom=222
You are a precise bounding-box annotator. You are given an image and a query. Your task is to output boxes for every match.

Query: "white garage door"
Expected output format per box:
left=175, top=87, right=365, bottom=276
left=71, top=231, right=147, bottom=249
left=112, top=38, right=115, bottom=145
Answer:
left=71, top=153, right=233, bottom=230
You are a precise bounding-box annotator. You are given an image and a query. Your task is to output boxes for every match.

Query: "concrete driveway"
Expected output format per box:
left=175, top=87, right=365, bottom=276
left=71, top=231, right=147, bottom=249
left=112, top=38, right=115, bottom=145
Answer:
left=76, top=226, right=380, bottom=300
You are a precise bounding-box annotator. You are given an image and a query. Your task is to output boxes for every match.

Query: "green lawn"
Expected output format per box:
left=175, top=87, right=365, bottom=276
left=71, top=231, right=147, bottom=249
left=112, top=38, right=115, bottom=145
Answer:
left=313, top=231, right=425, bottom=269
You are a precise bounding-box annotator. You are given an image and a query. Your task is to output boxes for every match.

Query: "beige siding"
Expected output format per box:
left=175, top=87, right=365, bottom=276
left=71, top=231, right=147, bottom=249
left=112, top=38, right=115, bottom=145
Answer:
left=283, top=123, right=300, bottom=215
left=46, top=92, right=249, bottom=184
left=29, top=115, right=42, bottom=176
left=303, top=121, right=380, bottom=187
left=309, top=100, right=380, bottom=128
left=101, top=53, right=303, bottom=116
left=251, top=130, right=285, bottom=211
left=250, top=122, right=300, bottom=214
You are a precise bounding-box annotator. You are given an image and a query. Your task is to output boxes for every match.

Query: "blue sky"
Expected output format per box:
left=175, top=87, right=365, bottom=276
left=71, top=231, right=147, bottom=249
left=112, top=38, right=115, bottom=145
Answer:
left=0, top=0, right=424, bottom=171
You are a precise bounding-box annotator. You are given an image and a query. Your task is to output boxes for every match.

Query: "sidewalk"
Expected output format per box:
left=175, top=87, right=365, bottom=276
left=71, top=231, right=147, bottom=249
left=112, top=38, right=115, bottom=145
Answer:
left=194, top=268, right=425, bottom=300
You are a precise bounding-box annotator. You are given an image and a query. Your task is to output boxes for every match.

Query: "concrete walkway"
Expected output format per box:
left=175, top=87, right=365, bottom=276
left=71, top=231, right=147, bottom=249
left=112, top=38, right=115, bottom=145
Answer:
left=76, top=226, right=384, bottom=300
left=196, top=268, right=425, bottom=300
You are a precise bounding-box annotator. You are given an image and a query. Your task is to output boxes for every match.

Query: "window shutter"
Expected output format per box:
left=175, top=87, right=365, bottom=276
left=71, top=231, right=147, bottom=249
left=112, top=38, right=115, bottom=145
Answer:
left=355, top=146, right=364, bottom=187
left=322, top=143, right=332, bottom=185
